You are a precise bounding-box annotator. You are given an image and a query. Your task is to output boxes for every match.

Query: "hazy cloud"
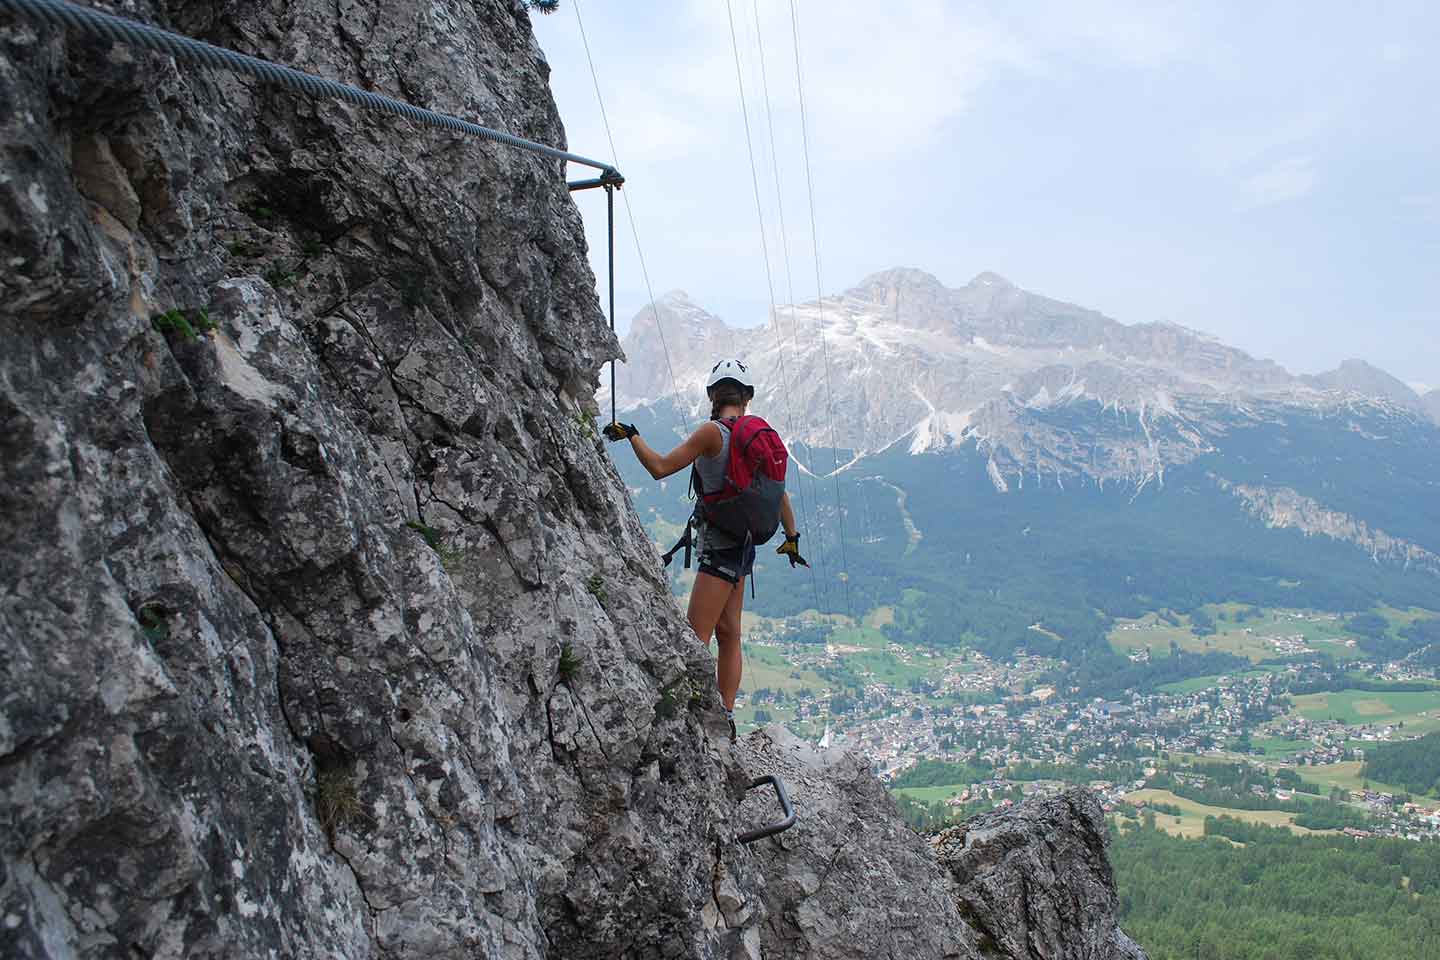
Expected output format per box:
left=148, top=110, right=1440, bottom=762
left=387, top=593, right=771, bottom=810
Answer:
left=1241, top=157, right=1318, bottom=208
left=534, top=0, right=1440, bottom=383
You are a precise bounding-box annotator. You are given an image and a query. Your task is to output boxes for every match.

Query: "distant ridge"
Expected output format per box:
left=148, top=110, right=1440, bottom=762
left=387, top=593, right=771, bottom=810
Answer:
left=608, top=268, right=1429, bottom=489
left=1302, top=358, right=1425, bottom=413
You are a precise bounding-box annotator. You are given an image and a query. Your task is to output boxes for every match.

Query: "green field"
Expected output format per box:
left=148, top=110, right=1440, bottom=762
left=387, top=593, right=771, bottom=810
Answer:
left=1158, top=666, right=1284, bottom=695
left=822, top=621, right=950, bottom=686
left=1296, top=760, right=1414, bottom=798
left=1124, top=789, right=1332, bottom=839
left=864, top=606, right=895, bottom=628
left=1376, top=603, right=1440, bottom=629
left=1110, top=605, right=1363, bottom=663
left=891, top=781, right=974, bottom=805
left=1252, top=737, right=1314, bottom=759
left=1290, top=689, right=1440, bottom=732
left=1158, top=674, right=1223, bottom=694
left=739, top=645, right=827, bottom=694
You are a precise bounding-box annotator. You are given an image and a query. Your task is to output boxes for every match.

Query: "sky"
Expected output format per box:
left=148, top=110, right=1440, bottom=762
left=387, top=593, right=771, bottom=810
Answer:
left=531, top=1, right=1439, bottom=389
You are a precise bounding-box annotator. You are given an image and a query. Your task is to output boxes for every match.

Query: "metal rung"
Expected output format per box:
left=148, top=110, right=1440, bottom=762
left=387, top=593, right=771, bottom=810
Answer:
left=738, top=774, right=796, bottom=844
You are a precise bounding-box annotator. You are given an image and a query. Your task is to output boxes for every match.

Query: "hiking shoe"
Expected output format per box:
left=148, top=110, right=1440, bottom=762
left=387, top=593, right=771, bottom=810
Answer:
left=725, top=710, right=737, bottom=743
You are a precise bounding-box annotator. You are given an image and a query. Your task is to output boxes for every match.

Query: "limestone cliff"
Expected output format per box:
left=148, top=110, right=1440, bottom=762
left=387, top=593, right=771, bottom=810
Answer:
left=0, top=3, right=1145, bottom=958
left=1214, top=476, right=1440, bottom=578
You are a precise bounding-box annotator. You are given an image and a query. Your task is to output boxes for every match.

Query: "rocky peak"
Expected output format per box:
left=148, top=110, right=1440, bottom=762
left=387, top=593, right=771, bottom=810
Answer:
left=951, top=273, right=1114, bottom=348
left=735, top=727, right=1147, bottom=960
left=615, top=291, right=736, bottom=405
left=968, top=269, right=1016, bottom=288
left=846, top=265, right=949, bottom=301
left=843, top=266, right=958, bottom=333
left=1304, top=358, right=1425, bottom=412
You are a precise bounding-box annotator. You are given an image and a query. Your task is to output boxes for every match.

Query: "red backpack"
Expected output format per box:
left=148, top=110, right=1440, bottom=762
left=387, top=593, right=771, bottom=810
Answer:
left=662, top=415, right=789, bottom=572
left=696, top=415, right=789, bottom=544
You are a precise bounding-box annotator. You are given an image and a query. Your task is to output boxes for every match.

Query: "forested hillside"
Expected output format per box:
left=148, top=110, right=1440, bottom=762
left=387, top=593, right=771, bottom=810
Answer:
left=619, top=396, right=1440, bottom=697
left=1113, top=819, right=1440, bottom=960
left=1363, top=734, right=1440, bottom=797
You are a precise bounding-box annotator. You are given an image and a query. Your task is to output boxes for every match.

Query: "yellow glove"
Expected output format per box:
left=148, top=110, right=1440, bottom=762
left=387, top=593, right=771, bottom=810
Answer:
left=602, top=421, right=638, bottom=442
left=776, top=533, right=809, bottom=568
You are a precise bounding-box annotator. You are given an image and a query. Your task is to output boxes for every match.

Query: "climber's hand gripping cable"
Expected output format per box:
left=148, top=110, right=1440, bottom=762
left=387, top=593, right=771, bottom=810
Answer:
left=602, top=421, right=639, bottom=442
left=776, top=533, right=809, bottom=568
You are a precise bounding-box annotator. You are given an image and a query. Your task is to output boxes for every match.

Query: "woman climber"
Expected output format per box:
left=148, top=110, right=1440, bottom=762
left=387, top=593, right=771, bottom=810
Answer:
left=603, top=358, right=809, bottom=740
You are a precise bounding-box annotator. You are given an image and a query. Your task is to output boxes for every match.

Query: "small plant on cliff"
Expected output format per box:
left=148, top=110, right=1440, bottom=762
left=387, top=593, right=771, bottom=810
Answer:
left=407, top=520, right=444, bottom=551
left=521, top=0, right=560, bottom=13
left=558, top=642, right=582, bottom=683
left=655, top=678, right=690, bottom=721
left=394, top=274, right=426, bottom=310
left=136, top=603, right=169, bottom=642
left=316, top=766, right=362, bottom=839
left=574, top=410, right=597, bottom=440
left=585, top=572, right=606, bottom=604
left=438, top=542, right=465, bottom=570
left=264, top=264, right=298, bottom=289
left=151, top=308, right=214, bottom=340
left=406, top=520, right=464, bottom=570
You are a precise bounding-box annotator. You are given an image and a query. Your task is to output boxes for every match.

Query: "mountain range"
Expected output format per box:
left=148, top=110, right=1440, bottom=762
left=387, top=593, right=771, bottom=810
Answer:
left=607, top=269, right=1440, bottom=664
left=612, top=268, right=1437, bottom=487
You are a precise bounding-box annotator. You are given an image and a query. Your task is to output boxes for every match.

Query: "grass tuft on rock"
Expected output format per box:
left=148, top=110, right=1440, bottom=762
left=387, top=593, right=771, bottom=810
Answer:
left=558, top=642, right=582, bottom=684
left=317, top=767, right=361, bottom=839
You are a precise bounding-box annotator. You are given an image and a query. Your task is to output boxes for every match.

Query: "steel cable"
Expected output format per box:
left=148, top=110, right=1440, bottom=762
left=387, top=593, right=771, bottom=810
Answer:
left=571, top=0, right=691, bottom=437
left=787, top=0, right=854, bottom=623
left=723, top=0, right=822, bottom=616
left=1, top=0, right=618, bottom=177
left=749, top=0, right=827, bottom=616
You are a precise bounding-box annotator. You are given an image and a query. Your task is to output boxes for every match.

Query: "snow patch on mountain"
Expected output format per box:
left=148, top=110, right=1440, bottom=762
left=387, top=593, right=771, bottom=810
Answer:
left=987, top=457, right=1010, bottom=493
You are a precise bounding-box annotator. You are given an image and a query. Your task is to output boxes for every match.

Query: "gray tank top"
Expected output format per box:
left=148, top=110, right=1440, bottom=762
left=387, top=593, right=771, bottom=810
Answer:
left=694, top=419, right=731, bottom=496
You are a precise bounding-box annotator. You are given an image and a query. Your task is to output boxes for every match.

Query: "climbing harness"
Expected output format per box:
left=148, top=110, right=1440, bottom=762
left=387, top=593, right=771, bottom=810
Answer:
left=660, top=519, right=694, bottom=570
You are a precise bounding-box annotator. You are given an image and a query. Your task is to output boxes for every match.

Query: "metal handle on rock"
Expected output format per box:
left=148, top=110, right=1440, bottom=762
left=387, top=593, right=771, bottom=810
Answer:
left=737, top=774, right=796, bottom=844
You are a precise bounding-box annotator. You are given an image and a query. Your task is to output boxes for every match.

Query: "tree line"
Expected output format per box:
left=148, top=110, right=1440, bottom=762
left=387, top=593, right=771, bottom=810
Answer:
left=1363, top=732, right=1440, bottom=797
left=1112, top=816, right=1440, bottom=960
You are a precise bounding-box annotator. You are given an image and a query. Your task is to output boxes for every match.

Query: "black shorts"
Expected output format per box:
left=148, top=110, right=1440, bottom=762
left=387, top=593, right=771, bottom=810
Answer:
left=695, top=525, right=755, bottom=585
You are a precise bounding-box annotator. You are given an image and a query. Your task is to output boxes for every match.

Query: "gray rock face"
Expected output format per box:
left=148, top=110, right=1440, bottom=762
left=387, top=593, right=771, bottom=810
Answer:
left=1215, top=476, right=1440, bottom=578
left=1, top=2, right=762, bottom=956
left=1424, top=388, right=1440, bottom=425
left=1303, top=358, right=1424, bottom=413
left=735, top=729, right=1146, bottom=960
left=1, top=3, right=1146, bottom=958
left=933, top=790, right=1148, bottom=960
left=734, top=727, right=973, bottom=959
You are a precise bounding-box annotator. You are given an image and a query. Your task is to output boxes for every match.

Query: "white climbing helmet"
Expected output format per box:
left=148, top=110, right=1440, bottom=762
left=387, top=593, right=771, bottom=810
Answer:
left=706, top=358, right=755, bottom=397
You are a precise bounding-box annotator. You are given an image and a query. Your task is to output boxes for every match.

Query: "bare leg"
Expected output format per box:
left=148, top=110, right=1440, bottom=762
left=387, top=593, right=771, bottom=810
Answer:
left=687, top=571, right=736, bottom=648
left=686, top=572, right=745, bottom=709
left=714, top=577, right=747, bottom=709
